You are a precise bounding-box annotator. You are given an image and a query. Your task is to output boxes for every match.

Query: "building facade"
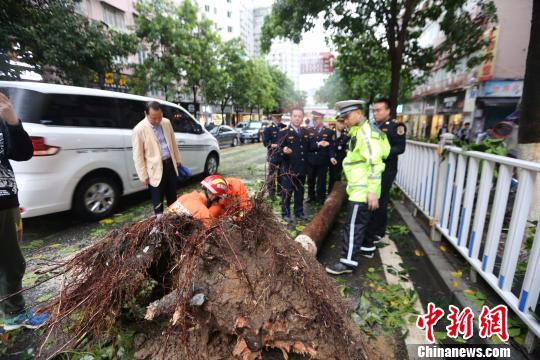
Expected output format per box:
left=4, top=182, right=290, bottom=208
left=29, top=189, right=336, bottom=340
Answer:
left=399, top=0, right=532, bottom=143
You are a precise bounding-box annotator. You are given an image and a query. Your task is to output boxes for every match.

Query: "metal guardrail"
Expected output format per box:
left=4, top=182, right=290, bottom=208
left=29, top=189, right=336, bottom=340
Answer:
left=395, top=140, right=540, bottom=342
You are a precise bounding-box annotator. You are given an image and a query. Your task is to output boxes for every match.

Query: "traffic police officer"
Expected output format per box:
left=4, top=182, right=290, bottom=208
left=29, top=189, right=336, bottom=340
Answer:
left=278, top=107, right=316, bottom=223
left=263, top=111, right=287, bottom=199
left=328, top=118, right=349, bottom=194
left=306, top=111, right=337, bottom=204
left=366, top=98, right=406, bottom=245
left=326, top=100, right=390, bottom=275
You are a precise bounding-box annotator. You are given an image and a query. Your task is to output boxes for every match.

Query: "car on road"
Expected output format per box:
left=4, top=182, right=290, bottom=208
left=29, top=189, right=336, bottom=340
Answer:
left=234, top=121, right=248, bottom=132
left=209, top=125, right=240, bottom=148
left=0, top=81, right=221, bottom=220
left=240, top=121, right=265, bottom=143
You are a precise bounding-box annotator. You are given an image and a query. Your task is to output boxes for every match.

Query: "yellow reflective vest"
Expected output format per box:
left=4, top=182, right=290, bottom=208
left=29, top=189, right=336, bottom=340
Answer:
left=343, top=120, right=391, bottom=202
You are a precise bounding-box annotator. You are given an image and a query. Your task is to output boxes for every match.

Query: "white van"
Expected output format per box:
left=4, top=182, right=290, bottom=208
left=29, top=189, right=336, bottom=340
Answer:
left=0, top=81, right=220, bottom=220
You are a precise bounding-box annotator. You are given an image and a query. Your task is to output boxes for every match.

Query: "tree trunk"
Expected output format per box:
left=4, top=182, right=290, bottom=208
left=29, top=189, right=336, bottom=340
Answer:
left=518, top=0, right=540, bottom=220
left=389, top=50, right=402, bottom=119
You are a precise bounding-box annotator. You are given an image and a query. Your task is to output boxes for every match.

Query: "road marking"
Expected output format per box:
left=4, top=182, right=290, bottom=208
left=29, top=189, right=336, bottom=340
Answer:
left=378, top=235, right=430, bottom=358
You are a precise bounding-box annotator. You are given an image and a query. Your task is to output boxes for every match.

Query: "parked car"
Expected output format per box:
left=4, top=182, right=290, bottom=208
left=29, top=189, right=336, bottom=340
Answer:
left=209, top=125, right=240, bottom=148
left=0, top=81, right=220, bottom=220
left=235, top=121, right=248, bottom=132
left=240, top=121, right=264, bottom=143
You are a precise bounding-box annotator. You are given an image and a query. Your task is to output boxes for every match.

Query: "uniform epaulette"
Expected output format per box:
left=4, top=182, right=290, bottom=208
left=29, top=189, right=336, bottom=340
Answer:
left=280, top=127, right=288, bottom=132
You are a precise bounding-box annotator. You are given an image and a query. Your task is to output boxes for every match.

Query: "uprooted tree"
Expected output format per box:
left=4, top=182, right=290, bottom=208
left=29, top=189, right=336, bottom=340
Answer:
left=39, top=194, right=386, bottom=359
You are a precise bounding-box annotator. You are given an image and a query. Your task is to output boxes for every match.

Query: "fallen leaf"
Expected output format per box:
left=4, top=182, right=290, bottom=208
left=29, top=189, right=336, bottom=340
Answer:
left=439, top=245, right=447, bottom=252
left=414, top=249, right=424, bottom=257
left=450, top=271, right=463, bottom=278
left=452, top=281, right=460, bottom=287
left=99, top=218, right=114, bottom=225
left=464, top=289, right=476, bottom=296
left=368, top=267, right=376, bottom=273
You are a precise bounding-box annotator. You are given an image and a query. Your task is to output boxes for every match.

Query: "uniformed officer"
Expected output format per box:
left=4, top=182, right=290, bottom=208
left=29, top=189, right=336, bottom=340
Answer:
left=328, top=118, right=349, bottom=194
left=306, top=111, right=337, bottom=204
left=263, top=111, right=287, bottom=199
left=326, top=100, right=390, bottom=275
left=278, top=107, right=316, bottom=223
left=366, top=98, right=406, bottom=245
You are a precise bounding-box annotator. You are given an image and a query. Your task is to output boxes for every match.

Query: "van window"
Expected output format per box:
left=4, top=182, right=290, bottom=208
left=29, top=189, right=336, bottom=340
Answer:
left=164, top=105, right=203, bottom=134
left=116, top=99, right=146, bottom=129
left=42, top=94, right=119, bottom=128
left=0, top=88, right=46, bottom=124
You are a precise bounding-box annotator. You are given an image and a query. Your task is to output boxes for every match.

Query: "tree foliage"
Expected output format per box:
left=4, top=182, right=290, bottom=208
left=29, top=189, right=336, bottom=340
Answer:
left=0, top=0, right=137, bottom=85
left=262, top=0, right=497, bottom=113
left=132, top=0, right=220, bottom=102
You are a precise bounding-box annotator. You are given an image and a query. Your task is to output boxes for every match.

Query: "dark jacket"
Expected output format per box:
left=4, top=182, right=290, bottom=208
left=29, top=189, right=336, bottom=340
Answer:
left=0, top=119, right=33, bottom=211
left=377, top=119, right=406, bottom=172
left=306, top=126, right=336, bottom=166
left=263, top=122, right=286, bottom=163
left=278, top=126, right=317, bottom=175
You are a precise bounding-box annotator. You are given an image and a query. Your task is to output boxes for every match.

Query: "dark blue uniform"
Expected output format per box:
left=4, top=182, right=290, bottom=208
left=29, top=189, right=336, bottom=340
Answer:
left=328, top=129, right=349, bottom=193
left=306, top=126, right=336, bottom=203
left=367, top=119, right=406, bottom=240
left=263, top=122, right=287, bottom=198
left=278, top=126, right=316, bottom=218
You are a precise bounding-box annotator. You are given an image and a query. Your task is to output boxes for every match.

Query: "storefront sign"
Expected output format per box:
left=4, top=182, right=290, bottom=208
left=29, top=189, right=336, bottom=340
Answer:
left=479, top=80, right=523, bottom=97
left=437, top=92, right=465, bottom=113
left=478, top=26, right=499, bottom=82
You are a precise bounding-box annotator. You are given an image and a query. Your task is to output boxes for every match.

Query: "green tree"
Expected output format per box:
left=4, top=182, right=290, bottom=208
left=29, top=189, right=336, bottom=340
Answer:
left=0, top=0, right=136, bottom=85
left=133, top=0, right=219, bottom=103
left=262, top=0, right=497, bottom=114
left=267, top=65, right=306, bottom=112
left=247, top=59, right=275, bottom=119
left=204, top=39, right=247, bottom=122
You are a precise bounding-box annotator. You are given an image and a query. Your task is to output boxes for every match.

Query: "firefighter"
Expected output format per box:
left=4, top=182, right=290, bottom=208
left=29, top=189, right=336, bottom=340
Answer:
left=325, top=100, right=390, bottom=275
left=168, top=175, right=251, bottom=225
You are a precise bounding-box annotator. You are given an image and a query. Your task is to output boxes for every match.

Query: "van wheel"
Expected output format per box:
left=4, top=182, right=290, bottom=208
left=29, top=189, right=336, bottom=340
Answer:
left=232, top=137, right=239, bottom=147
left=74, top=176, right=119, bottom=221
left=204, top=153, right=219, bottom=176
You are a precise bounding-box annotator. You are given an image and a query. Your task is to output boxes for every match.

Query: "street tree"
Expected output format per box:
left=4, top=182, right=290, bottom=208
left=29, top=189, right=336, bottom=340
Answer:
left=261, top=0, right=497, bottom=115
left=204, top=39, right=247, bottom=122
left=247, top=59, right=276, bottom=119
left=518, top=0, right=540, bottom=218
left=0, top=0, right=136, bottom=85
left=267, top=65, right=306, bottom=112
left=133, top=0, right=219, bottom=103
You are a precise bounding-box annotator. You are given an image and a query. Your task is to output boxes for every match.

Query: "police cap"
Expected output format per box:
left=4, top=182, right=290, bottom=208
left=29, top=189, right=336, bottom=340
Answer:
left=335, top=100, right=365, bottom=119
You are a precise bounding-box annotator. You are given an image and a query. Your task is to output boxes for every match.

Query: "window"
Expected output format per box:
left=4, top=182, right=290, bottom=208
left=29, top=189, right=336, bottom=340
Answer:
left=214, top=7, right=217, bottom=14
left=102, top=3, right=126, bottom=30
left=220, top=127, right=232, bottom=133
left=42, top=95, right=119, bottom=128
left=227, top=0, right=231, bottom=3
left=228, top=26, right=233, bottom=33
left=204, top=5, right=209, bottom=11
left=227, top=11, right=232, bottom=17
left=164, top=106, right=202, bottom=134
left=116, top=99, right=146, bottom=129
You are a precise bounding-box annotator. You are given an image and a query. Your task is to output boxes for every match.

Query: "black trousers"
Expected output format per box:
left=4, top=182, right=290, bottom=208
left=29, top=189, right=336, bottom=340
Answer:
left=340, top=201, right=372, bottom=268
left=266, top=161, right=281, bottom=198
left=366, top=168, right=397, bottom=239
left=307, top=163, right=328, bottom=202
left=280, top=171, right=305, bottom=217
left=149, top=158, right=178, bottom=215
left=328, top=162, right=343, bottom=194
left=0, top=208, right=26, bottom=315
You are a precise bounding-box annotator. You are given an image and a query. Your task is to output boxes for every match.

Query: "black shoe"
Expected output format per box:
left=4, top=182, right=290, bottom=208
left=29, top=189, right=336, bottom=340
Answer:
left=359, top=250, right=375, bottom=259
left=326, top=262, right=354, bottom=275
left=373, top=235, right=384, bottom=243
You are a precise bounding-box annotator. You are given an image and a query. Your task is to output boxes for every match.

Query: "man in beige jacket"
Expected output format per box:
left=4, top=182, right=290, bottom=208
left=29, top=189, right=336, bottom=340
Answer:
left=132, top=101, right=182, bottom=215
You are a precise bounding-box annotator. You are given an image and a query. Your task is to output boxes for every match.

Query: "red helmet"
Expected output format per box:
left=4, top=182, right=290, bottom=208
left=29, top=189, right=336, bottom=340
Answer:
left=201, top=175, right=229, bottom=197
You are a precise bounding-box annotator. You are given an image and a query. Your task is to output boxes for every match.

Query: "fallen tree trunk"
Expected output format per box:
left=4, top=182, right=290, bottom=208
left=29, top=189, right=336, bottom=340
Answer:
left=295, top=181, right=347, bottom=255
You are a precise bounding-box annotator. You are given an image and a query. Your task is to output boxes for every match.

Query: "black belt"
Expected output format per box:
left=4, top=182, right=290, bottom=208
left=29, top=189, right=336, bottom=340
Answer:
left=163, top=157, right=173, bottom=164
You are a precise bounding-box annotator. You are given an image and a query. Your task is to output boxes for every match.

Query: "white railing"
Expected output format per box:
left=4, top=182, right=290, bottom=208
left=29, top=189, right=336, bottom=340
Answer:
left=396, top=140, right=540, bottom=341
